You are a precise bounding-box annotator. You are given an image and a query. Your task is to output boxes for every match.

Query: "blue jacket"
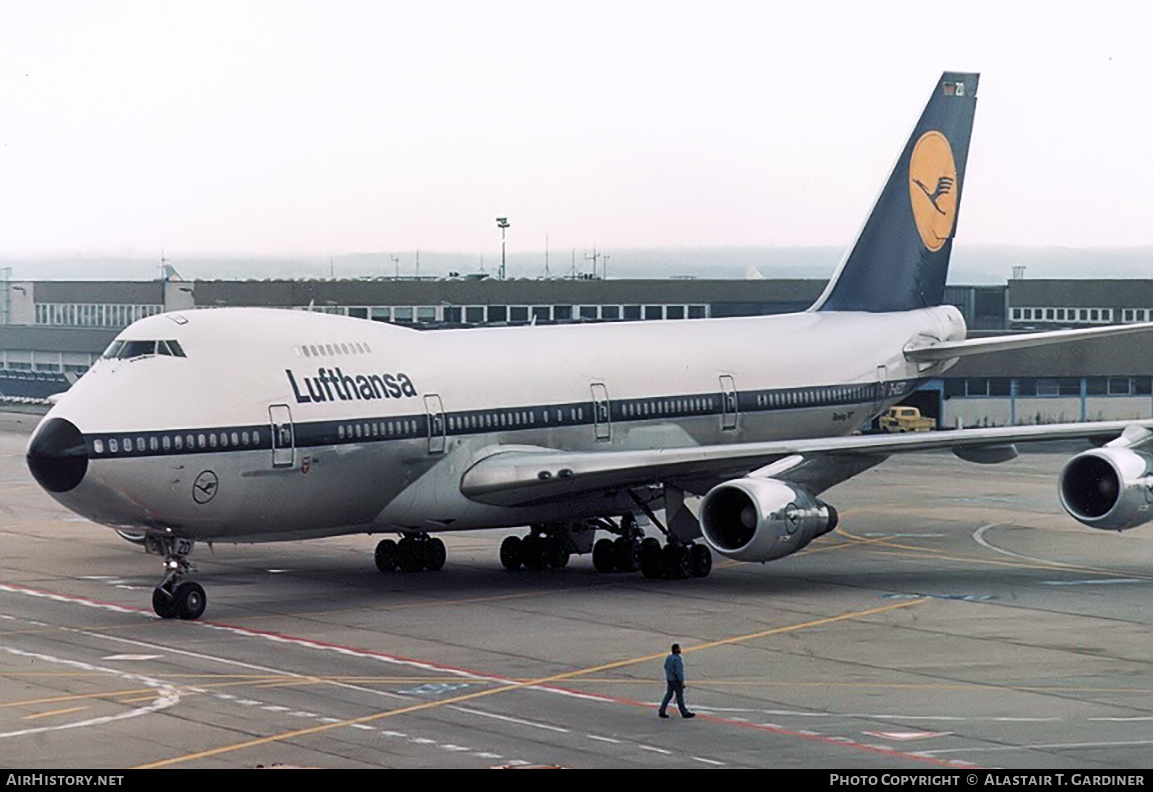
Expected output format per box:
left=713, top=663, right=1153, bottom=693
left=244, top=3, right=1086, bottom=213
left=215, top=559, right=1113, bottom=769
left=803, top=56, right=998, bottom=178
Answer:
left=664, top=652, right=684, bottom=683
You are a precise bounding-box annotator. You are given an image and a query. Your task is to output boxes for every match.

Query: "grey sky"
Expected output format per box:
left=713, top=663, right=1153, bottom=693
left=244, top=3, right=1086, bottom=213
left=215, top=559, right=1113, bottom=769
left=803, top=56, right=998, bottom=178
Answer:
left=1, top=1, right=1150, bottom=260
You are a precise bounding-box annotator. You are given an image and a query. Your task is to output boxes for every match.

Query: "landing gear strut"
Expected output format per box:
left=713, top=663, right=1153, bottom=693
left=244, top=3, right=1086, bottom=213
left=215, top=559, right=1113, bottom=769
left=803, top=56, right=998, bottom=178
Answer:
left=375, top=534, right=446, bottom=573
left=623, top=492, right=712, bottom=580
left=146, top=535, right=207, bottom=620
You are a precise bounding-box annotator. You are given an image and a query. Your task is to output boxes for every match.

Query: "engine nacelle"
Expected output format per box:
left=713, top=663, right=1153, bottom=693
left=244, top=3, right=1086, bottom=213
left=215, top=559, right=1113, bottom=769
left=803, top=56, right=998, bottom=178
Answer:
left=1059, top=447, right=1153, bottom=531
left=699, top=477, right=838, bottom=562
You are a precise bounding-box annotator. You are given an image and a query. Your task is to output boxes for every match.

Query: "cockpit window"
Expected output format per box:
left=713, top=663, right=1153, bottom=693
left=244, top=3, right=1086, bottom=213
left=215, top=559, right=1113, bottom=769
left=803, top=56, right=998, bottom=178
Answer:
left=102, top=339, right=187, bottom=360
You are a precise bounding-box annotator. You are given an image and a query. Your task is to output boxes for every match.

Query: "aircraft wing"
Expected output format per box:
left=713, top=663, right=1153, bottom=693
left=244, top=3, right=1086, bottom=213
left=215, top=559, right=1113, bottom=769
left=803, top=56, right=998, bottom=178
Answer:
left=460, top=420, right=1153, bottom=507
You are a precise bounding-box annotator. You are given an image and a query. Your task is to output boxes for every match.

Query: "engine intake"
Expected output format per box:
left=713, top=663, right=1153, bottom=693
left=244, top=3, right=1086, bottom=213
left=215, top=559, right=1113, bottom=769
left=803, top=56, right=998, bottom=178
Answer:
left=1059, top=447, right=1153, bottom=531
left=700, top=477, right=837, bottom=562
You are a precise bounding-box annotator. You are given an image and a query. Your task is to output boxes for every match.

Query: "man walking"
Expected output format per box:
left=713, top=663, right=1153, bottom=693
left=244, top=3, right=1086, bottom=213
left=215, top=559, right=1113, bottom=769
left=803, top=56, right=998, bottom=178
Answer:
left=659, top=643, right=695, bottom=719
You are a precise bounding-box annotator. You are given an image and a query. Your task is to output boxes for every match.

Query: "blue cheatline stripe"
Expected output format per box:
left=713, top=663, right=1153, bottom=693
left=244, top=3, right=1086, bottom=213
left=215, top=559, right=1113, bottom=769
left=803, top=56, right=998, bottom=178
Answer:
left=81, top=379, right=922, bottom=461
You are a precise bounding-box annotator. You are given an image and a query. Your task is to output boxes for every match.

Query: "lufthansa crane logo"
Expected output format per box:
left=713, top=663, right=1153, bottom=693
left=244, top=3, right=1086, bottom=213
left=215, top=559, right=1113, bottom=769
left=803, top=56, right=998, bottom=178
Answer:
left=192, top=471, right=219, bottom=504
left=908, top=131, right=958, bottom=252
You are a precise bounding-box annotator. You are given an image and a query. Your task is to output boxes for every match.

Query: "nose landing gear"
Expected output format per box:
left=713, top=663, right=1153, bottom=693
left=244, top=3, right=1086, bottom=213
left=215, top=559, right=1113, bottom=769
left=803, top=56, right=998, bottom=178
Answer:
left=146, top=535, right=206, bottom=620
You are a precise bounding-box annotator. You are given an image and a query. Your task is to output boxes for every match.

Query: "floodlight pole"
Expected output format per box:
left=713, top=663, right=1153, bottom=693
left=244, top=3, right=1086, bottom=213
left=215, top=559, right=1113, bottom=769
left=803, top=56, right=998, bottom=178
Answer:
left=496, top=217, right=510, bottom=280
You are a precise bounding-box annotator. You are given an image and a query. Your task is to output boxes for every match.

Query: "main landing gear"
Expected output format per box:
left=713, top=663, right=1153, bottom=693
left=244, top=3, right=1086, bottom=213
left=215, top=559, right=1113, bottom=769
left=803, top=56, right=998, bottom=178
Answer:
left=374, top=533, right=447, bottom=573
left=147, top=535, right=207, bottom=620
left=498, top=511, right=713, bottom=580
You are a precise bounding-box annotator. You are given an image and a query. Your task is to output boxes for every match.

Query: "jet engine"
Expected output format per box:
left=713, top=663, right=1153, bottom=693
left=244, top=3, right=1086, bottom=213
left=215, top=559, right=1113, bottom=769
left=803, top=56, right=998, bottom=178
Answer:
left=1059, top=447, right=1153, bottom=532
left=699, top=477, right=838, bottom=562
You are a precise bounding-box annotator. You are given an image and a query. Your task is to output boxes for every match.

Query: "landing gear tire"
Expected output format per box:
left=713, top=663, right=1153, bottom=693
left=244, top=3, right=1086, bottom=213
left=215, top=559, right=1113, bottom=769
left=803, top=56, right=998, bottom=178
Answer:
left=500, top=536, right=523, bottom=570
left=592, top=538, right=615, bottom=573
left=544, top=537, right=570, bottom=569
left=375, top=539, right=399, bottom=573
left=613, top=536, right=638, bottom=572
left=397, top=537, right=425, bottom=572
left=424, top=538, right=447, bottom=571
left=521, top=535, right=548, bottom=571
left=152, top=587, right=177, bottom=619
left=640, top=539, right=663, bottom=579
left=662, top=544, right=691, bottom=580
left=174, top=582, right=207, bottom=620
left=689, top=544, right=713, bottom=578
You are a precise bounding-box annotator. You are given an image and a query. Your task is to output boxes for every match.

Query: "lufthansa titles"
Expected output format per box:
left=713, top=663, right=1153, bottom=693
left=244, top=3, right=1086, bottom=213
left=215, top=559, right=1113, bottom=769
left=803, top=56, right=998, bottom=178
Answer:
left=287, top=368, right=418, bottom=404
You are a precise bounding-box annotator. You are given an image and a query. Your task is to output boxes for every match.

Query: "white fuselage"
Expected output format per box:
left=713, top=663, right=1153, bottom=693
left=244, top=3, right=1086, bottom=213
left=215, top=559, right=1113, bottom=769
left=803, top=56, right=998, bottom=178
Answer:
left=31, top=304, right=965, bottom=542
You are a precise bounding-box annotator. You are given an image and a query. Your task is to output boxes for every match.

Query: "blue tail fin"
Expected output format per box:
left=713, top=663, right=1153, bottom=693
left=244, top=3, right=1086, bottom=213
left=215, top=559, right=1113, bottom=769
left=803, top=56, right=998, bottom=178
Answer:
left=813, top=72, right=979, bottom=312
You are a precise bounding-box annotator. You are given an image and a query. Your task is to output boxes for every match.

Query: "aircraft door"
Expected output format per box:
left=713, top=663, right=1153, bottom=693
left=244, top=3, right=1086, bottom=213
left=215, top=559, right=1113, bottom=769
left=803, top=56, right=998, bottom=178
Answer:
left=873, top=364, right=888, bottom=418
left=425, top=394, right=446, bottom=454
left=591, top=382, right=610, bottom=442
left=719, top=374, right=738, bottom=431
left=269, top=404, right=295, bottom=468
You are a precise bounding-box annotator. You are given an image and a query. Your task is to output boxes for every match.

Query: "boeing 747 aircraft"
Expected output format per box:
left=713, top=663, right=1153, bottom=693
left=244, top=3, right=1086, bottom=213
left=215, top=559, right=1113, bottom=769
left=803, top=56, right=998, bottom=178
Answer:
left=25, top=73, right=1153, bottom=619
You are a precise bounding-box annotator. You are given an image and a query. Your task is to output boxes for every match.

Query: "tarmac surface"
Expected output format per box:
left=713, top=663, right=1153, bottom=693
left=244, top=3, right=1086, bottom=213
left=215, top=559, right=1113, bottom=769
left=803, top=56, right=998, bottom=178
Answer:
left=2, top=410, right=1152, bottom=769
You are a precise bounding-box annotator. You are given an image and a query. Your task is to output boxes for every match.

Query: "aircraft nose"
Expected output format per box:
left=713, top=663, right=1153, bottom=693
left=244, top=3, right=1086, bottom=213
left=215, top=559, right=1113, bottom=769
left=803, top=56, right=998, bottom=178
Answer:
left=27, top=418, right=89, bottom=493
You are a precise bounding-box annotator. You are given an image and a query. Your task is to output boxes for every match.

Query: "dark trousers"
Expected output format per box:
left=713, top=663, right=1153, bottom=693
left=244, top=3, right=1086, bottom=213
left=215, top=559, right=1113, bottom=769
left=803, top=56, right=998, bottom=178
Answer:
left=660, top=680, right=688, bottom=715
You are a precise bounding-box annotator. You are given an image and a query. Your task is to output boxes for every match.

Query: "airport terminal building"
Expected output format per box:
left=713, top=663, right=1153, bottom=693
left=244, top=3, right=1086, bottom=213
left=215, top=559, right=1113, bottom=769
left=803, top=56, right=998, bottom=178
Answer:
left=2, top=272, right=1152, bottom=428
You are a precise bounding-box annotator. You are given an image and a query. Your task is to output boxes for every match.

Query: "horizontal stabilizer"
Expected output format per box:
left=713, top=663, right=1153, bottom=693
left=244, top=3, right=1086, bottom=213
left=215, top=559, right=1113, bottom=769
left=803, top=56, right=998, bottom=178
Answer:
left=905, top=321, right=1153, bottom=363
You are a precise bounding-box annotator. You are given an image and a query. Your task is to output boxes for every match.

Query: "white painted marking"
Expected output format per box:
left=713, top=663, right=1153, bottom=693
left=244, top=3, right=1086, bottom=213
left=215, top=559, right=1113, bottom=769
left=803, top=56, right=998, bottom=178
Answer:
left=263, top=706, right=290, bottom=713
left=101, top=654, right=162, bottom=661
left=1089, top=716, right=1153, bottom=722
left=693, top=757, right=724, bottom=766
left=236, top=699, right=262, bottom=706
left=441, top=744, right=470, bottom=752
left=638, top=745, right=672, bottom=755
left=922, top=739, right=1153, bottom=755
left=860, top=533, right=946, bottom=538
left=993, top=717, right=1061, bottom=722
left=409, top=737, right=436, bottom=745
left=587, top=735, right=621, bottom=744
left=972, top=523, right=1082, bottom=568
left=0, top=584, right=141, bottom=616
left=0, top=647, right=181, bottom=740
left=380, top=731, right=407, bottom=738
left=864, top=731, right=951, bottom=742
left=351, top=724, right=375, bottom=731
left=1040, top=579, right=1144, bottom=586
left=451, top=705, right=570, bottom=733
